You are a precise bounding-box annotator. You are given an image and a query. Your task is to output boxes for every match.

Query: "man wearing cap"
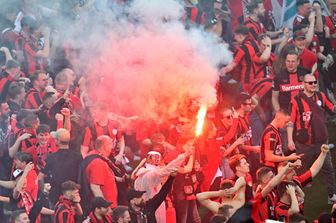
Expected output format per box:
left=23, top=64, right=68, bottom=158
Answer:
left=134, top=150, right=187, bottom=223
left=54, top=180, right=83, bottom=223
left=39, top=128, right=83, bottom=205
left=293, top=31, right=318, bottom=78
left=83, top=197, right=113, bottom=223
left=128, top=171, right=176, bottom=223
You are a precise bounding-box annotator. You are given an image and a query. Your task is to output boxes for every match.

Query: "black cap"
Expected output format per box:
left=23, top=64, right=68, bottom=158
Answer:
left=127, top=189, right=146, bottom=201
left=91, top=197, right=112, bottom=210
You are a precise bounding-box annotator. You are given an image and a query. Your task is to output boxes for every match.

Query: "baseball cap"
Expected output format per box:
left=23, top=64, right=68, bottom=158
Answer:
left=293, top=31, right=306, bottom=40
left=91, top=197, right=112, bottom=210
left=127, top=189, right=146, bottom=201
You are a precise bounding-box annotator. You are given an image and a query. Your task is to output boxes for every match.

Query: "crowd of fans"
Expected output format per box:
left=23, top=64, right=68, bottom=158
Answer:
left=0, top=0, right=336, bottom=222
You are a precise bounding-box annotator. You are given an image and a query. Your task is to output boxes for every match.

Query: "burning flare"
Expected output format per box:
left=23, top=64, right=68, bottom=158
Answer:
left=195, top=104, right=207, bottom=137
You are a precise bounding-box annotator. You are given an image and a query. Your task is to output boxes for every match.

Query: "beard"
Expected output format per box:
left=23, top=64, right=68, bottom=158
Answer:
left=135, top=200, right=145, bottom=209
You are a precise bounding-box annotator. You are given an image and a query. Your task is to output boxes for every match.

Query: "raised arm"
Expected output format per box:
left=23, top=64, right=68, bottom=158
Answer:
left=310, top=144, right=329, bottom=178
left=196, top=190, right=222, bottom=214
left=287, top=185, right=300, bottom=216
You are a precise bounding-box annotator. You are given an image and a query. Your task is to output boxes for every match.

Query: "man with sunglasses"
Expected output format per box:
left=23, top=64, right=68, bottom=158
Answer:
left=287, top=74, right=336, bottom=204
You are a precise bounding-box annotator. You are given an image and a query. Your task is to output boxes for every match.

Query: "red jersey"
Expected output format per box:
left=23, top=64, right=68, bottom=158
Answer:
left=85, top=151, right=118, bottom=207
left=23, top=36, right=46, bottom=75
left=309, top=35, right=321, bottom=55
left=299, top=48, right=318, bottom=78
left=260, top=124, right=283, bottom=168
left=244, top=17, right=267, bottom=42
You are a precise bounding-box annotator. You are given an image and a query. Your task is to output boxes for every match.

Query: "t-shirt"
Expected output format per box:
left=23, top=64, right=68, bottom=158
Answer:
left=260, top=124, right=282, bottom=168
left=85, top=151, right=118, bottom=207
left=41, top=149, right=83, bottom=204
left=272, top=66, right=310, bottom=109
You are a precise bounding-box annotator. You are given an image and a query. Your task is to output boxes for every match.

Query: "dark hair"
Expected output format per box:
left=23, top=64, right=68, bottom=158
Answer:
left=234, top=25, right=250, bottom=36
left=220, top=179, right=235, bottom=190
left=15, top=152, right=33, bottom=163
left=229, top=154, right=246, bottom=172
left=5, top=59, right=20, bottom=70
left=29, top=70, right=45, bottom=86
left=277, top=181, right=297, bottom=198
left=289, top=213, right=308, bottom=223
left=112, top=206, right=129, bottom=222
left=273, top=44, right=297, bottom=75
left=296, top=0, right=310, bottom=8
left=256, top=167, right=273, bottom=184
left=61, top=180, right=80, bottom=193
left=236, top=92, right=251, bottom=108
left=246, top=0, right=263, bottom=13
left=37, top=124, right=50, bottom=134
left=8, top=82, right=25, bottom=100
left=286, top=50, right=299, bottom=57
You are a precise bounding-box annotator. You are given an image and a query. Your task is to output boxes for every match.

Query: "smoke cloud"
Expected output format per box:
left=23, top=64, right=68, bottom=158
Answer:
left=66, top=0, right=233, bottom=121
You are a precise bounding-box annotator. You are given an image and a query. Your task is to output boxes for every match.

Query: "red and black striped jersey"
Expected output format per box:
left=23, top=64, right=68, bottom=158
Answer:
left=233, top=39, right=259, bottom=92
left=237, top=115, right=252, bottom=146
left=260, top=124, right=282, bottom=168
left=244, top=17, right=267, bottom=42
left=54, top=196, right=76, bottom=223
left=82, top=120, right=124, bottom=151
left=289, top=92, right=334, bottom=144
left=275, top=201, right=290, bottom=222
left=24, top=88, right=44, bottom=109
left=255, top=187, right=278, bottom=221
left=253, top=52, right=275, bottom=80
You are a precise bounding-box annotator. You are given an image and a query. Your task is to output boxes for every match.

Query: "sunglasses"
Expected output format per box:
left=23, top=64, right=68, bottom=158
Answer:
left=224, top=115, right=233, bottom=119
left=304, top=81, right=317, bottom=85
left=243, top=103, right=252, bottom=106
